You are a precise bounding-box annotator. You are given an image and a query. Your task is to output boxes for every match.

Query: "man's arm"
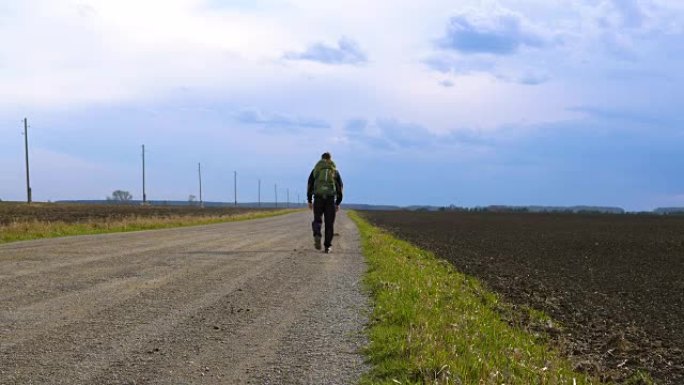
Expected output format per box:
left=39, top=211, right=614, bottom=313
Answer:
left=335, top=171, right=343, bottom=206
left=307, top=170, right=315, bottom=203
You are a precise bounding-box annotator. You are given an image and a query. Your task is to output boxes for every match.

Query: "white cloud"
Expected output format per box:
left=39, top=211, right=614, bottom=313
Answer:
left=436, top=5, right=553, bottom=55
left=1, top=0, right=683, bottom=133
left=0, top=0, right=295, bottom=108
left=233, top=108, right=330, bottom=131
left=566, top=0, right=684, bottom=58
left=283, top=37, right=367, bottom=65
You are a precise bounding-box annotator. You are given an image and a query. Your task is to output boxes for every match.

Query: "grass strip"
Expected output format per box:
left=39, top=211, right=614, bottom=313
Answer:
left=0, top=209, right=299, bottom=244
left=349, top=211, right=606, bottom=385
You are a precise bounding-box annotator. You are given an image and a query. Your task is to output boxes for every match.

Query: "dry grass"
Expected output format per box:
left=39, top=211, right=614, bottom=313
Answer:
left=0, top=210, right=298, bottom=243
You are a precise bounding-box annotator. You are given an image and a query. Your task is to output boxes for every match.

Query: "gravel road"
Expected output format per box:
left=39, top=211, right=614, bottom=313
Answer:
left=0, top=211, right=369, bottom=384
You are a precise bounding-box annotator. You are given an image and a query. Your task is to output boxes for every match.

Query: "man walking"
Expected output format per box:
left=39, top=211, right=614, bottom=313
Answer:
left=307, top=152, right=343, bottom=253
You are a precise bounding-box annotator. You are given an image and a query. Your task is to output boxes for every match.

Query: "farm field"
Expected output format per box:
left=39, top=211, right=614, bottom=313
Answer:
left=0, top=202, right=294, bottom=243
left=360, top=210, right=684, bottom=385
left=0, top=202, right=267, bottom=224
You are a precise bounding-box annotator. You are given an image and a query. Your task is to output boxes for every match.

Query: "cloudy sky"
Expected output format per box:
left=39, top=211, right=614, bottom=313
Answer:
left=1, top=0, right=683, bottom=210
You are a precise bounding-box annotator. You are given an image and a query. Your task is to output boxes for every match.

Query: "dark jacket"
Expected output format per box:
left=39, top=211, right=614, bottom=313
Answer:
left=307, top=162, right=343, bottom=205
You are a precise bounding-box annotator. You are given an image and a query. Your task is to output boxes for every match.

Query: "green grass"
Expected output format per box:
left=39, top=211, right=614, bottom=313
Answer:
left=349, top=211, right=608, bottom=385
left=0, top=209, right=299, bottom=244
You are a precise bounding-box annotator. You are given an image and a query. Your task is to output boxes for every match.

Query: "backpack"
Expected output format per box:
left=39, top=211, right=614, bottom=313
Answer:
left=313, top=160, right=337, bottom=198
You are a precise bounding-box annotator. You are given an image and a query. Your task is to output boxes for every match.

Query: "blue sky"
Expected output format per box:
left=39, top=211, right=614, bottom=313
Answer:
left=1, top=0, right=683, bottom=210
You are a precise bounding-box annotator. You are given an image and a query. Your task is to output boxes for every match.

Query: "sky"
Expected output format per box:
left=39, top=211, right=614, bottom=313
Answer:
left=1, top=0, right=683, bottom=210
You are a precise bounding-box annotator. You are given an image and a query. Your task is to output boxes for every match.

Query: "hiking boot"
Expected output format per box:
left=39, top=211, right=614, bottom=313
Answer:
left=324, top=246, right=332, bottom=254
left=314, top=235, right=322, bottom=250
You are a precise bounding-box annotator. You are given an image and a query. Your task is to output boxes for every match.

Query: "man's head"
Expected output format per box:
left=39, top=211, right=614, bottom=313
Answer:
left=321, top=152, right=331, bottom=160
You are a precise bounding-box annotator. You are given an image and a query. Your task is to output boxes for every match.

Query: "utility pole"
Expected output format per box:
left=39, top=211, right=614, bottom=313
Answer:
left=287, top=188, right=290, bottom=208
left=234, top=171, right=237, bottom=207
left=274, top=184, right=278, bottom=208
left=23, top=118, right=32, bottom=204
left=142, top=145, right=147, bottom=205
left=258, top=179, right=261, bottom=208
left=297, top=193, right=300, bottom=208
left=198, top=163, right=203, bottom=208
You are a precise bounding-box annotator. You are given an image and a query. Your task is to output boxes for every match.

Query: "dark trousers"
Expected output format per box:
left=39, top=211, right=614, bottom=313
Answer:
left=312, top=196, right=336, bottom=248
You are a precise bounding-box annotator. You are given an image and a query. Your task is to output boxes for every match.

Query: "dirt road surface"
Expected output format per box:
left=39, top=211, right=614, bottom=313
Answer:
left=0, top=211, right=369, bottom=384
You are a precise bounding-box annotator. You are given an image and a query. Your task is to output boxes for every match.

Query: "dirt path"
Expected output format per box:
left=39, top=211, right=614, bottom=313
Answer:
left=0, top=211, right=369, bottom=384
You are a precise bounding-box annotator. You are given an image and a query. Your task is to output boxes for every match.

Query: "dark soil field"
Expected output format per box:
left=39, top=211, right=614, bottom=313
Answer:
left=0, top=202, right=266, bottom=225
left=361, top=211, right=684, bottom=385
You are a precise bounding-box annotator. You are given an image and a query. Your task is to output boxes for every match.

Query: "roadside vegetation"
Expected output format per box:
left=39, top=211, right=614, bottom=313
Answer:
left=0, top=208, right=298, bottom=244
left=349, top=211, right=606, bottom=385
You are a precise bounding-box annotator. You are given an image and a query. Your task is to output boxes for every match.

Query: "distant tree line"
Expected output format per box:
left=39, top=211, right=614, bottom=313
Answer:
left=437, top=205, right=628, bottom=215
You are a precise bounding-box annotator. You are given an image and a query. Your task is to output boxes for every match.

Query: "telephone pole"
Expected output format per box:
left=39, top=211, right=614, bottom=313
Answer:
left=258, top=179, right=261, bottom=208
left=142, top=145, right=147, bottom=204
left=286, top=188, right=290, bottom=208
left=198, top=163, right=203, bottom=208
left=274, top=184, right=278, bottom=208
left=23, top=118, right=32, bottom=204
left=234, top=171, right=237, bottom=207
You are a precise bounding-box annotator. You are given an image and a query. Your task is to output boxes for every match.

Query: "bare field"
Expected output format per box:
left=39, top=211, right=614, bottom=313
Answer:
left=0, top=202, right=267, bottom=225
left=361, top=210, right=684, bottom=385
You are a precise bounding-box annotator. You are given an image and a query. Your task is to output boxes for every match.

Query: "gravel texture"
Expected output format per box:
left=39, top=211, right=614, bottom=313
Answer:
left=0, top=210, right=369, bottom=384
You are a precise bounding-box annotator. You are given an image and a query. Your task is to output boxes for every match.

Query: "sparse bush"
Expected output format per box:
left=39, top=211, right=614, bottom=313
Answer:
left=107, top=190, right=133, bottom=203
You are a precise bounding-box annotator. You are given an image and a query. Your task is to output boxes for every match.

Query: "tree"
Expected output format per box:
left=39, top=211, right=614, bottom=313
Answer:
left=107, top=190, right=133, bottom=202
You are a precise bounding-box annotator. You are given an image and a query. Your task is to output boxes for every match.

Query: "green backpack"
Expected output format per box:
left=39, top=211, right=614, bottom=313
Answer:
left=313, top=160, right=337, bottom=198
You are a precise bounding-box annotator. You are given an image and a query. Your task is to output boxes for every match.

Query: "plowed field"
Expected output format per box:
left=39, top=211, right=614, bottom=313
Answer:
left=360, top=211, right=684, bottom=385
left=0, top=202, right=260, bottom=225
